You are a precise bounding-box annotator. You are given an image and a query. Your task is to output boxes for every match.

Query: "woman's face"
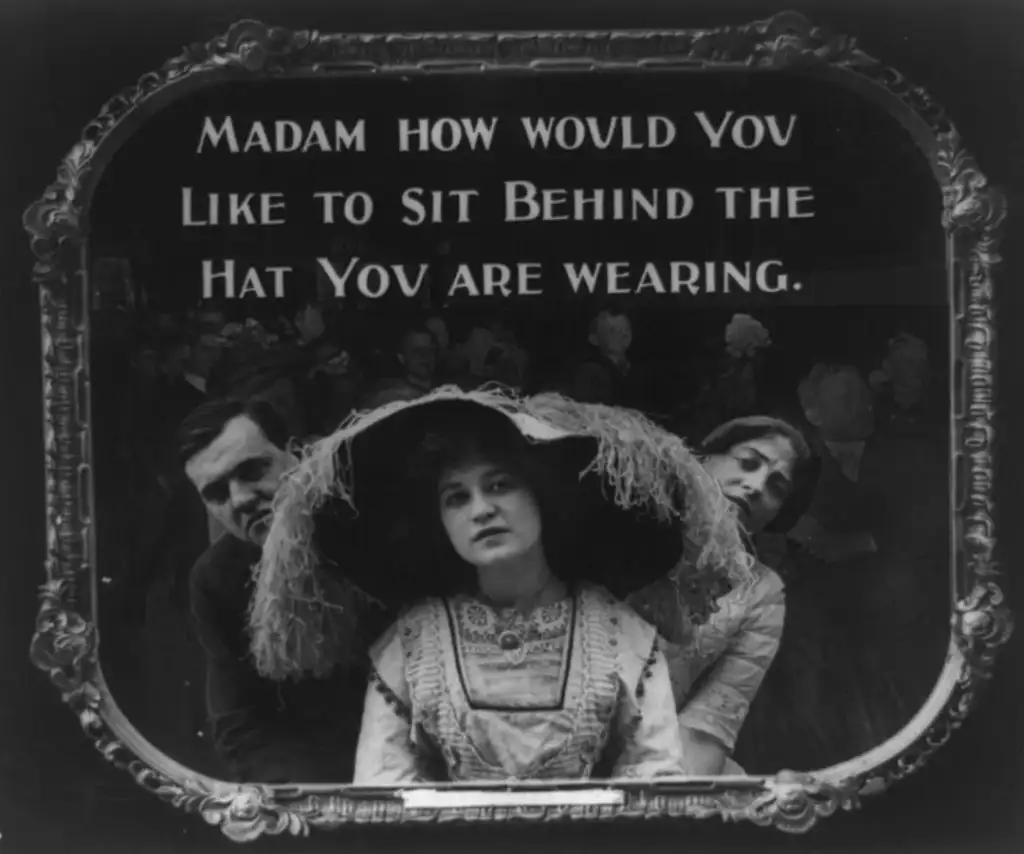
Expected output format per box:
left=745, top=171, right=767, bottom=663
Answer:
left=438, top=459, right=543, bottom=569
left=702, top=434, right=797, bottom=533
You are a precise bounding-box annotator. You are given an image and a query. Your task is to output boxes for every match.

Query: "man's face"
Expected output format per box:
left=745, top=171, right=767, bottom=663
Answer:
left=885, top=341, right=930, bottom=407
left=400, top=331, right=437, bottom=381
left=814, top=369, right=875, bottom=442
left=185, top=415, right=295, bottom=545
left=592, top=313, right=633, bottom=359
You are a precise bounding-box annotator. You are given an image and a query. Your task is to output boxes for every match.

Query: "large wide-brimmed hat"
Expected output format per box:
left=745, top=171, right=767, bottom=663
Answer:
left=249, top=385, right=753, bottom=681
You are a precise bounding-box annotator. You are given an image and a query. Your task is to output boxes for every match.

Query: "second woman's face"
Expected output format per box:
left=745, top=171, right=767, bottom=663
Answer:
left=703, top=434, right=797, bottom=533
left=438, top=460, right=543, bottom=568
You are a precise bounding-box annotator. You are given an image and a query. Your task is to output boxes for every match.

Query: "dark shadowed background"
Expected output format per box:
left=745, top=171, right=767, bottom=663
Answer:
left=0, top=1, right=1021, bottom=853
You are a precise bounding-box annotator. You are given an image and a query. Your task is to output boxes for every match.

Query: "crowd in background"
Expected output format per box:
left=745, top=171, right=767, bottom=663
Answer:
left=91, top=290, right=951, bottom=778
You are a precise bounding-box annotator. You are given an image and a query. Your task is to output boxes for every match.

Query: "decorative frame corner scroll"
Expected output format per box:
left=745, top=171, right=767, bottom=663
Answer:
left=25, top=10, right=1011, bottom=840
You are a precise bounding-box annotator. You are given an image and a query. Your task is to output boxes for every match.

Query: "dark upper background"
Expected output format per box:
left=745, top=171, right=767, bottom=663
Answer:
left=1, top=1, right=1021, bottom=853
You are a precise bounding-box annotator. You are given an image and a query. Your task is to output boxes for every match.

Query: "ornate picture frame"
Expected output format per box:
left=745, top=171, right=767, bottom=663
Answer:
left=24, top=10, right=1011, bottom=841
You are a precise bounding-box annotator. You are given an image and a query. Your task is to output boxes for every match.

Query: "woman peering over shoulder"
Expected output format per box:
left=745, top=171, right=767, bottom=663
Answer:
left=630, top=415, right=820, bottom=776
left=248, top=387, right=755, bottom=784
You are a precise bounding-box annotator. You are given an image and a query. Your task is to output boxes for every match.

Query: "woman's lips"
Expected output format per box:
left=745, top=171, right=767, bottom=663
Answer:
left=728, top=496, right=751, bottom=517
left=474, top=527, right=510, bottom=542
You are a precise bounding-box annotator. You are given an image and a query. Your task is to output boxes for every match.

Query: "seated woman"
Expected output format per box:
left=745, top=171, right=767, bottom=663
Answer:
left=630, top=415, right=820, bottom=775
left=248, top=387, right=754, bottom=784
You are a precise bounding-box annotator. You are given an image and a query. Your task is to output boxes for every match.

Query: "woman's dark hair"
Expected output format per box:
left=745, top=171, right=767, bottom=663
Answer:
left=698, top=415, right=820, bottom=534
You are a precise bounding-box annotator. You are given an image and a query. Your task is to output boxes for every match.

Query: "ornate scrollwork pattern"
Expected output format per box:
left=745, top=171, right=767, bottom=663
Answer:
left=25, top=10, right=1009, bottom=840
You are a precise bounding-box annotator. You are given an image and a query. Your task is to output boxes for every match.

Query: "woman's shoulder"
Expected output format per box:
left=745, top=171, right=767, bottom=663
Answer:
left=368, top=597, right=447, bottom=658
left=578, top=582, right=636, bottom=613
left=743, top=562, right=785, bottom=603
left=714, top=562, right=784, bottom=614
left=579, top=584, right=658, bottom=648
left=711, top=563, right=785, bottom=633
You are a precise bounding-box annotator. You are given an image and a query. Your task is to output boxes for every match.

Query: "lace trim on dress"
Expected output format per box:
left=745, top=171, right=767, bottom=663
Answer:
left=564, top=587, right=619, bottom=776
left=452, top=597, right=572, bottom=646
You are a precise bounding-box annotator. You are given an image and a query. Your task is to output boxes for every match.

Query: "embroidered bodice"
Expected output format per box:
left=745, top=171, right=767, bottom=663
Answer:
left=445, top=595, right=574, bottom=710
left=353, top=584, right=684, bottom=783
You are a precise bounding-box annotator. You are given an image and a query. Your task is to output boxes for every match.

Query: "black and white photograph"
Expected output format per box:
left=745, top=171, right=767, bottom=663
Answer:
left=86, top=66, right=956, bottom=786
left=1, top=2, right=1020, bottom=852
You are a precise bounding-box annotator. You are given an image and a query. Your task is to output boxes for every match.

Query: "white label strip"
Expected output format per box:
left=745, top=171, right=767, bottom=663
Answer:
left=401, top=788, right=625, bottom=809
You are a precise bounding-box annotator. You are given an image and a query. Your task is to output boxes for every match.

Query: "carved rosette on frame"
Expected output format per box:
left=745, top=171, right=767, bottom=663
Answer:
left=23, top=11, right=1010, bottom=841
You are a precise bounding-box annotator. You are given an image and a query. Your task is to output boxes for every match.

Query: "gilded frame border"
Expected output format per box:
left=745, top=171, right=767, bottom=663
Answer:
left=23, top=10, right=1011, bottom=841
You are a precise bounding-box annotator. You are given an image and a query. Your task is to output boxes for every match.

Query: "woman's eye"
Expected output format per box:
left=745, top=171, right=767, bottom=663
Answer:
left=487, top=479, right=512, bottom=493
left=738, top=456, right=761, bottom=472
left=443, top=491, right=468, bottom=508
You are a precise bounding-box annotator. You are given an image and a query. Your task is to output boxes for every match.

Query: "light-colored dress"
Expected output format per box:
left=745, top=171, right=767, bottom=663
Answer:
left=353, top=584, right=685, bottom=783
left=630, top=566, right=785, bottom=771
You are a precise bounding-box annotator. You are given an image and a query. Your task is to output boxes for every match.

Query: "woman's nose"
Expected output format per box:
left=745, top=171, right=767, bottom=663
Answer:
left=741, top=475, right=766, bottom=498
left=469, top=490, right=496, bottom=521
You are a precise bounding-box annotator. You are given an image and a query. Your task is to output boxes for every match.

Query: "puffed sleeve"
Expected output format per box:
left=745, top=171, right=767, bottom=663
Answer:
left=352, top=621, right=422, bottom=785
left=610, top=609, right=686, bottom=778
left=676, top=570, right=785, bottom=752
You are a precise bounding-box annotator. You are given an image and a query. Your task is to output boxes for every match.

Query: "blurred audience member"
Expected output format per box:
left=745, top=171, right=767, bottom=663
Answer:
left=457, top=320, right=528, bottom=391
left=870, top=332, right=939, bottom=433
left=360, top=319, right=439, bottom=408
left=775, top=360, right=947, bottom=764
left=562, top=306, right=639, bottom=407
left=676, top=313, right=773, bottom=439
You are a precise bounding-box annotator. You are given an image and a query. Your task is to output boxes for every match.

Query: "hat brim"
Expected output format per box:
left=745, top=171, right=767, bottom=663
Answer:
left=308, top=398, right=683, bottom=607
